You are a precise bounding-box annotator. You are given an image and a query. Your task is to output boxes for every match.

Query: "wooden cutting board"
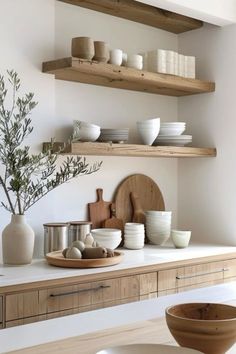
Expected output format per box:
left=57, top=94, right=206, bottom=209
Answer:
left=103, top=203, right=124, bottom=246
left=88, top=188, right=111, bottom=229
left=103, top=203, right=124, bottom=230
left=114, top=174, right=165, bottom=225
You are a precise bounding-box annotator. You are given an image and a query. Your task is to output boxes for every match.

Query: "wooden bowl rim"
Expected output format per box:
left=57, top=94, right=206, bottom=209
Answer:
left=165, top=302, right=236, bottom=323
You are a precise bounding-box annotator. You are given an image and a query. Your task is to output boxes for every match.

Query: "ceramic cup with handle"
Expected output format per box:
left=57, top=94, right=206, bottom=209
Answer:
left=93, top=41, right=109, bottom=63
left=71, top=37, right=95, bottom=60
left=109, top=49, right=123, bottom=66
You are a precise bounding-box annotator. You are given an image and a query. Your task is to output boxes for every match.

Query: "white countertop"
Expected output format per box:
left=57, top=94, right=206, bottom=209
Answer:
left=0, top=281, right=236, bottom=353
left=1, top=244, right=236, bottom=287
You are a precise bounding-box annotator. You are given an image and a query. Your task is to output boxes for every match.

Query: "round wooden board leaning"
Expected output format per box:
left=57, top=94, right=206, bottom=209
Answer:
left=46, top=251, right=123, bottom=268
left=114, top=174, right=165, bottom=225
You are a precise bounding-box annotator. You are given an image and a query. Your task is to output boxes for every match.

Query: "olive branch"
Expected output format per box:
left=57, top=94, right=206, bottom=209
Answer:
left=0, top=70, right=102, bottom=214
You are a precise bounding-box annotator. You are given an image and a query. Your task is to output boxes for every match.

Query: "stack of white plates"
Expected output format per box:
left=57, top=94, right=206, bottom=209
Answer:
left=153, top=135, right=192, bottom=146
left=145, top=211, right=172, bottom=245
left=154, top=121, right=192, bottom=146
left=124, top=222, right=145, bottom=249
left=98, top=128, right=129, bottom=143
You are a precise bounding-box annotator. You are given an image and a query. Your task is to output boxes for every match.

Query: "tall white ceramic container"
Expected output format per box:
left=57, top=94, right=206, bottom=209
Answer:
left=2, top=214, right=35, bottom=265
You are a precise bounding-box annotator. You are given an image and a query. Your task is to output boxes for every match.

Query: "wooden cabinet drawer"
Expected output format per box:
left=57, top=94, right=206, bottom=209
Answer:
left=39, top=278, right=121, bottom=314
left=158, top=261, right=228, bottom=292
left=0, top=296, right=3, bottom=325
left=4, top=272, right=157, bottom=324
left=223, top=259, right=236, bottom=279
left=6, top=291, right=39, bottom=321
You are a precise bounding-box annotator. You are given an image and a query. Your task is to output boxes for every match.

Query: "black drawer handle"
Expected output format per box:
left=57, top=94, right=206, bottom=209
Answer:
left=176, top=268, right=229, bottom=280
left=50, top=285, right=111, bottom=298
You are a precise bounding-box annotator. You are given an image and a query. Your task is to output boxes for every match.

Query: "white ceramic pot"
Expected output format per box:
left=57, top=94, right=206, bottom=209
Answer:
left=2, top=214, right=35, bottom=265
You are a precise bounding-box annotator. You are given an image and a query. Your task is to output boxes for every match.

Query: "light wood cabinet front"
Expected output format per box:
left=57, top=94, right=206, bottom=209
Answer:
left=4, top=272, right=157, bottom=327
left=0, top=296, right=3, bottom=327
left=158, top=260, right=235, bottom=295
left=6, top=291, right=39, bottom=321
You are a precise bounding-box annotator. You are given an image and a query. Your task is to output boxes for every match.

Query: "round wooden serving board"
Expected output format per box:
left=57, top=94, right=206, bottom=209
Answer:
left=46, top=251, right=123, bottom=268
left=114, top=174, right=165, bottom=225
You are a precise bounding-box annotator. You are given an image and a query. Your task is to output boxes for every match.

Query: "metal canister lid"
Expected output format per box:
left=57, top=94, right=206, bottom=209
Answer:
left=43, top=222, right=68, bottom=227
left=68, top=221, right=92, bottom=225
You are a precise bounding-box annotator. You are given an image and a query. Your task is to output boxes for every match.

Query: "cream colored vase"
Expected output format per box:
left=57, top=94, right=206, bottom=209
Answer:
left=2, top=214, right=35, bottom=265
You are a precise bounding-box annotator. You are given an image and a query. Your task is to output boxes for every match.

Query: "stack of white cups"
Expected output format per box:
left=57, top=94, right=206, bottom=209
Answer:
left=124, top=223, right=145, bottom=249
left=145, top=211, right=172, bottom=245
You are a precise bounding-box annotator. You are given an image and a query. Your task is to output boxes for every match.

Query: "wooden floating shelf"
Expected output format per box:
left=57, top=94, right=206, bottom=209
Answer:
left=57, top=0, right=203, bottom=34
left=42, top=58, right=215, bottom=97
left=43, top=142, right=217, bottom=158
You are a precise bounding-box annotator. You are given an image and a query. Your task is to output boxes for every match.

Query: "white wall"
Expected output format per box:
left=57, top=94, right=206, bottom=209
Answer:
left=138, top=0, right=236, bottom=25
left=0, top=0, right=178, bottom=261
left=178, top=23, right=236, bottom=245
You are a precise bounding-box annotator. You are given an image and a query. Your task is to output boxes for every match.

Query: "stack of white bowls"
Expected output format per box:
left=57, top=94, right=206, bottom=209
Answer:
left=153, top=122, right=192, bottom=146
left=72, top=120, right=101, bottom=142
left=145, top=211, right=172, bottom=245
left=124, top=223, right=145, bottom=249
left=91, top=228, right=122, bottom=250
left=137, top=118, right=160, bottom=145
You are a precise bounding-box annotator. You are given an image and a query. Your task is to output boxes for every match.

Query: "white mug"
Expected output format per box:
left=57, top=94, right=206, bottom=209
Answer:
left=109, top=49, right=123, bottom=66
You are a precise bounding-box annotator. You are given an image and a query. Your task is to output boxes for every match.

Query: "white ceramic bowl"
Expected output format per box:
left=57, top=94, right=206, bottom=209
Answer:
left=125, top=223, right=144, bottom=229
left=159, top=127, right=185, bottom=136
left=124, top=232, right=145, bottom=237
left=92, top=235, right=121, bottom=250
left=91, top=229, right=122, bottom=249
left=95, top=343, right=203, bottom=354
left=171, top=229, right=191, bottom=248
left=137, top=126, right=160, bottom=145
left=147, top=232, right=170, bottom=245
left=91, top=228, right=121, bottom=237
left=124, top=242, right=144, bottom=250
left=145, top=211, right=172, bottom=216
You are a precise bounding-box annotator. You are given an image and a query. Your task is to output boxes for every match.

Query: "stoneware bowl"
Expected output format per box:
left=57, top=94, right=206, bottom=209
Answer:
left=166, top=302, right=236, bottom=354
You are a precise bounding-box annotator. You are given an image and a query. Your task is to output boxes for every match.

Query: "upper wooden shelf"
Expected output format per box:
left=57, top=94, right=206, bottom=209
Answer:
left=43, top=142, right=217, bottom=158
left=57, top=0, right=203, bottom=34
left=42, top=58, right=215, bottom=97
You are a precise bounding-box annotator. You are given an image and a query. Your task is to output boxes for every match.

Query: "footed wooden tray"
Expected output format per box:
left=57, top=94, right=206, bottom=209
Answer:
left=46, top=251, right=123, bottom=268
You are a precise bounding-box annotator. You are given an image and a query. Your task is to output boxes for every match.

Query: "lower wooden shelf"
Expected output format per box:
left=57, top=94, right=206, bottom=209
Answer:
left=43, top=142, right=217, bottom=158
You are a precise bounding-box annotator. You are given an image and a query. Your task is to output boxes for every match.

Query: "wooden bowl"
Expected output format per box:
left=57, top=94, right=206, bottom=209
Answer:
left=165, top=303, right=236, bottom=354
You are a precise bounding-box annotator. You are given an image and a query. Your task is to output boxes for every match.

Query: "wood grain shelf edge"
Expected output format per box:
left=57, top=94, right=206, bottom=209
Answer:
left=42, top=58, right=215, bottom=97
left=42, top=142, right=217, bottom=158
left=57, top=0, right=203, bottom=34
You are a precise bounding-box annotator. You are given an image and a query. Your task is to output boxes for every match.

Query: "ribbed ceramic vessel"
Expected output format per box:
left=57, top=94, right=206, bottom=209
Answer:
left=2, top=214, right=35, bottom=265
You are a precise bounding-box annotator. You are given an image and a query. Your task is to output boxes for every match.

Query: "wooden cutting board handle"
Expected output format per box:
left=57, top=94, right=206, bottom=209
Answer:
left=110, top=203, right=116, bottom=218
left=88, top=188, right=111, bottom=229
left=97, top=188, right=104, bottom=201
left=130, top=192, right=146, bottom=224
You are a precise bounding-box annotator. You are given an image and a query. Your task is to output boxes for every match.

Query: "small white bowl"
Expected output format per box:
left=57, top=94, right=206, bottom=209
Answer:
left=171, top=230, right=191, bottom=248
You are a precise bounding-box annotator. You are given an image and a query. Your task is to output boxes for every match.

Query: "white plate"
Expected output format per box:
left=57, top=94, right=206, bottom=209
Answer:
left=156, top=135, right=192, bottom=140
left=96, top=344, right=202, bottom=354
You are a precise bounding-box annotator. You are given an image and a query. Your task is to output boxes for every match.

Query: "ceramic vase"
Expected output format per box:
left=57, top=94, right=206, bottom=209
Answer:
left=2, top=214, right=35, bottom=265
